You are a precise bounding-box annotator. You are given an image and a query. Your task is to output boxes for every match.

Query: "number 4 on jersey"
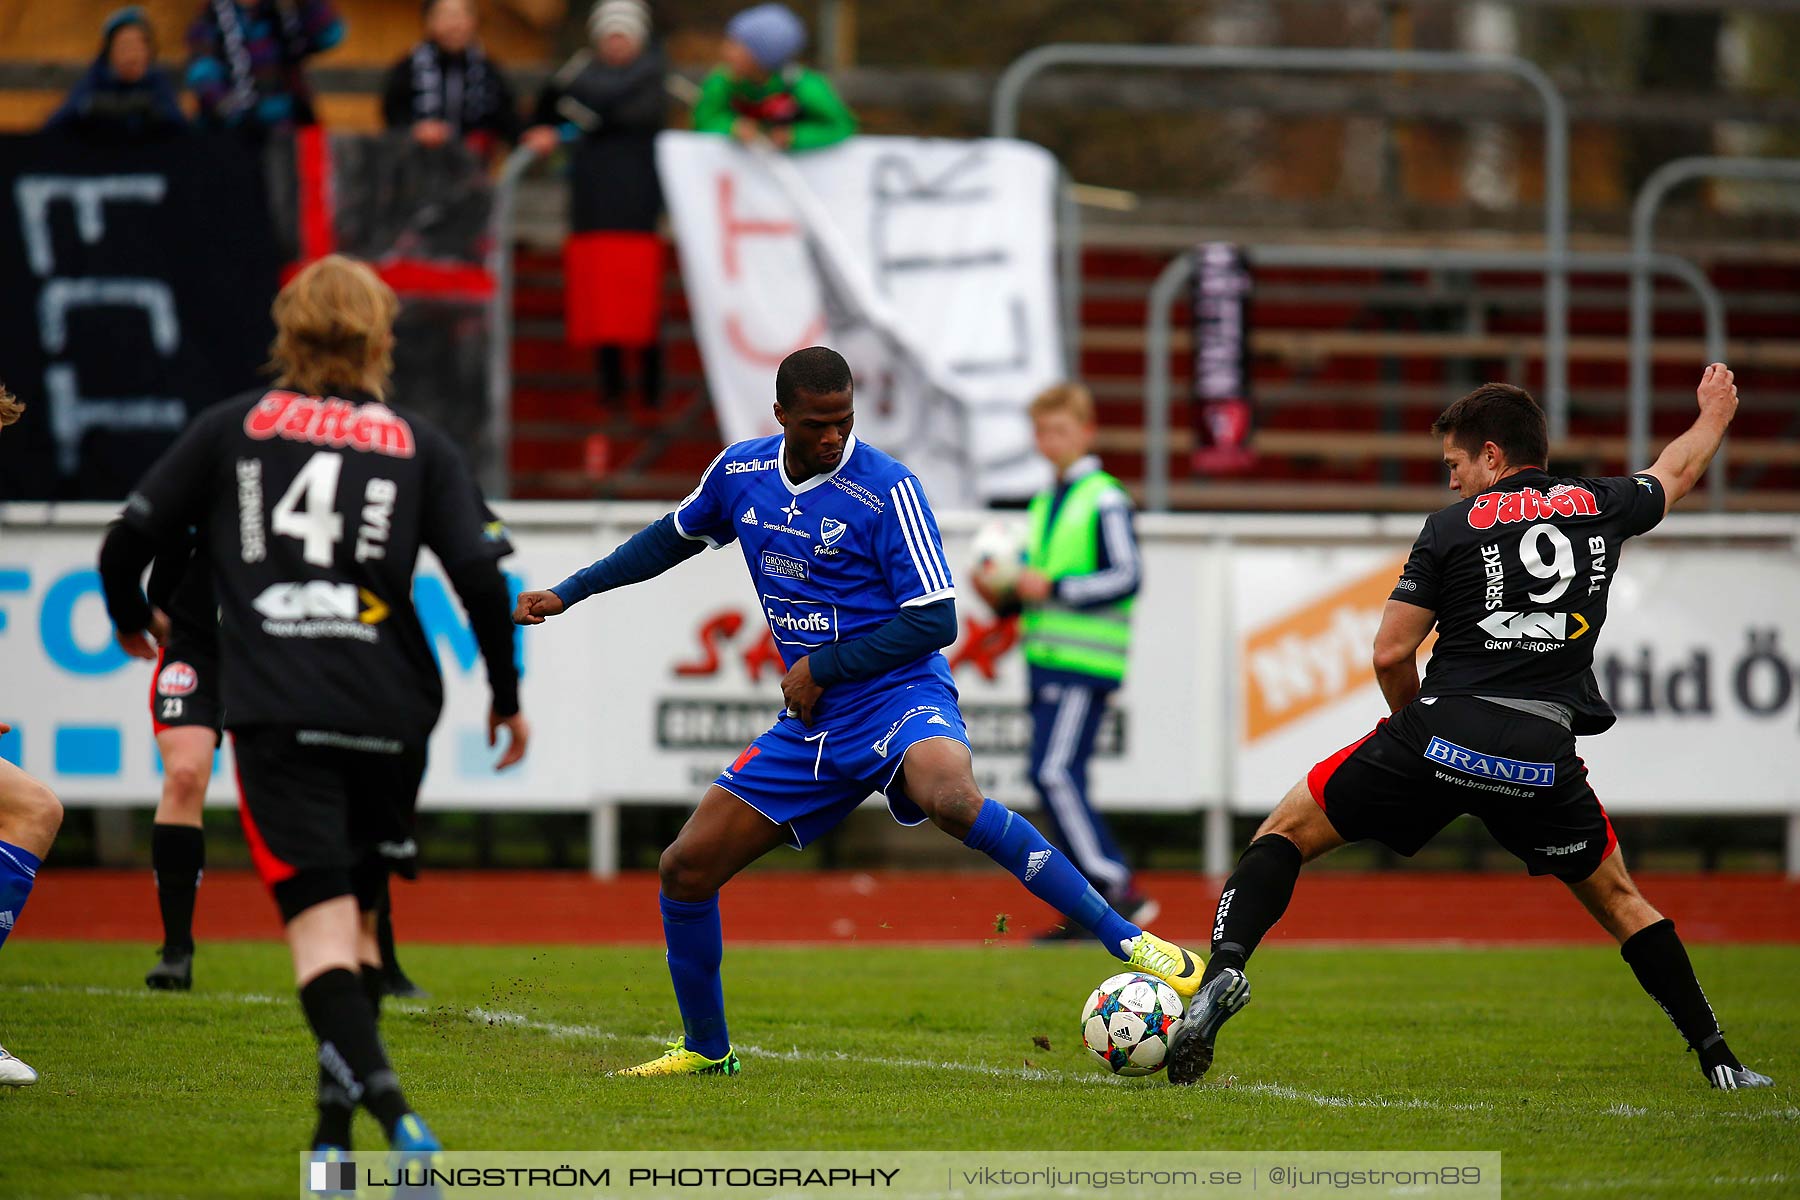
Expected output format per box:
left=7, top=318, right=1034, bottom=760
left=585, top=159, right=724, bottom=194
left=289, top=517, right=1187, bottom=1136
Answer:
left=271, top=452, right=345, bottom=567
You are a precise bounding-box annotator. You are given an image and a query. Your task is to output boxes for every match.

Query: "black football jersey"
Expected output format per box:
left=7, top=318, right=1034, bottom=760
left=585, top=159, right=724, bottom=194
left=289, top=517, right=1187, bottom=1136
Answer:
left=123, top=387, right=511, bottom=740
left=1391, top=468, right=1666, bottom=734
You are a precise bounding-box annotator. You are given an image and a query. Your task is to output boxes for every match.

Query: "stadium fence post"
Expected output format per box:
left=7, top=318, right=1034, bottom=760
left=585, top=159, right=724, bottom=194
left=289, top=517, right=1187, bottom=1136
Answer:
left=590, top=799, right=620, bottom=879
left=484, top=144, right=538, bottom=500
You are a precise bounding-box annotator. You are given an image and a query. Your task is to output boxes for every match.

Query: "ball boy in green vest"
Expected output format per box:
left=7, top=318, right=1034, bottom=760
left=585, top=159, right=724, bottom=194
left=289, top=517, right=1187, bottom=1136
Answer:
left=974, top=383, right=1157, bottom=936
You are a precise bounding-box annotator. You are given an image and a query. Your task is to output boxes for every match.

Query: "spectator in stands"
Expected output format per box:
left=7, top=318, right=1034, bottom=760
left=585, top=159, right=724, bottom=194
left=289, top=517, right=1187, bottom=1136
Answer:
left=524, top=0, right=668, bottom=412
left=186, top=0, right=344, bottom=141
left=382, top=0, right=522, bottom=159
left=694, top=2, right=855, bottom=153
left=46, top=7, right=187, bottom=141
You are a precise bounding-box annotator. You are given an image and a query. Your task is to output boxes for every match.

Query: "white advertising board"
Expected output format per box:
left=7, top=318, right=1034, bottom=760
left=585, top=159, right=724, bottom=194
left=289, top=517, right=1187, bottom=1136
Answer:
left=1231, top=536, right=1800, bottom=812
left=0, top=505, right=1229, bottom=812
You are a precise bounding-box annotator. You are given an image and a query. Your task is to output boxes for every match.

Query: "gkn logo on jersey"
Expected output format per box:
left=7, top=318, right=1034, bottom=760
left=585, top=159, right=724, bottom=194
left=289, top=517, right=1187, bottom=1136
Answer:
left=253, top=581, right=389, bottom=642
left=762, top=594, right=837, bottom=647
left=1479, top=609, right=1592, bottom=646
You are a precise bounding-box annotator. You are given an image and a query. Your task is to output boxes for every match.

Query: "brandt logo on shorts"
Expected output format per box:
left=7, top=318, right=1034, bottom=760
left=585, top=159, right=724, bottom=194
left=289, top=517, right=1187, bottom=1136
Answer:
left=1423, top=736, right=1555, bottom=787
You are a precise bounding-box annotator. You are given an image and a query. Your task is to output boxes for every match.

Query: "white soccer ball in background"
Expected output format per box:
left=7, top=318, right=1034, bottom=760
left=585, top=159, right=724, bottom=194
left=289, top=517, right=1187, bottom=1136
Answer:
left=969, top=518, right=1027, bottom=594
left=1081, top=971, right=1183, bottom=1077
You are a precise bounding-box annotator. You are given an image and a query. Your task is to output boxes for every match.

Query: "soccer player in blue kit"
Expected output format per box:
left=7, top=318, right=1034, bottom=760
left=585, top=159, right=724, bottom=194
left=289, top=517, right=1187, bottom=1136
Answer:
left=515, top=347, right=1205, bottom=1076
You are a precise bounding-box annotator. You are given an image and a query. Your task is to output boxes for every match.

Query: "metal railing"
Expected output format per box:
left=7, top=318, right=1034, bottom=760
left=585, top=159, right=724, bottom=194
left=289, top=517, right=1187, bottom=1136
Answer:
left=993, top=43, right=1572, bottom=437
left=1629, top=156, right=1800, bottom=470
left=1143, top=246, right=1727, bottom=512
left=484, top=144, right=538, bottom=498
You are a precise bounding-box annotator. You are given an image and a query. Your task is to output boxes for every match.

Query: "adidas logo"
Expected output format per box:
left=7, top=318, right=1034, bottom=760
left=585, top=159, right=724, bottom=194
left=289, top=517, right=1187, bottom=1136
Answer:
left=0, top=910, right=13, bottom=931
left=741, top=507, right=758, bottom=525
left=1024, top=850, right=1052, bottom=881
left=926, top=715, right=950, bottom=727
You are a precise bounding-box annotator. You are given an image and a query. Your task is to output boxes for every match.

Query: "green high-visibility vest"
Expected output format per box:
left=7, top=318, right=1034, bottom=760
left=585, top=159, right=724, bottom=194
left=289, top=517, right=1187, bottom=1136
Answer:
left=1021, top=470, right=1135, bottom=681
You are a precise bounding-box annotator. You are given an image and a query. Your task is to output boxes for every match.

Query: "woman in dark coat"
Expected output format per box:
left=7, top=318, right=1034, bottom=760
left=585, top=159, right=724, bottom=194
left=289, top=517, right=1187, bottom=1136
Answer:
left=524, top=0, right=667, bottom=410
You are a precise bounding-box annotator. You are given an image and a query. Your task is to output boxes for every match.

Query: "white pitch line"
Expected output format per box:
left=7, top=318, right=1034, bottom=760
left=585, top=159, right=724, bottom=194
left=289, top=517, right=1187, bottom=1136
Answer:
left=6, top=983, right=1789, bottom=1121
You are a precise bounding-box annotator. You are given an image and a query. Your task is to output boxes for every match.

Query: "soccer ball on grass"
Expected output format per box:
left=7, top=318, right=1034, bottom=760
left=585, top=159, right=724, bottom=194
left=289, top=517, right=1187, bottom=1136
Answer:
left=1080, top=971, right=1183, bottom=1076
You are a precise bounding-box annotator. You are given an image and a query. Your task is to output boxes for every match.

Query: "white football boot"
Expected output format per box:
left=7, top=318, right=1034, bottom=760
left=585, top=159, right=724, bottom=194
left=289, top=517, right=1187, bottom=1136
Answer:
left=0, top=1045, right=38, bottom=1086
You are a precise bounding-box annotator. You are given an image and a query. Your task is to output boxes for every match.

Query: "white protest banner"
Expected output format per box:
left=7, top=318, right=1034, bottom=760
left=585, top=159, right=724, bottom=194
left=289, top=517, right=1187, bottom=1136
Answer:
left=657, top=132, right=1063, bottom=505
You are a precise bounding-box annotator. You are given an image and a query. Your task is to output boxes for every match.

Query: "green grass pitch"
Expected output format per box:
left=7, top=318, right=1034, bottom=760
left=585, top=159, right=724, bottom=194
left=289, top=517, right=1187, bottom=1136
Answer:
left=4, top=940, right=1796, bottom=1199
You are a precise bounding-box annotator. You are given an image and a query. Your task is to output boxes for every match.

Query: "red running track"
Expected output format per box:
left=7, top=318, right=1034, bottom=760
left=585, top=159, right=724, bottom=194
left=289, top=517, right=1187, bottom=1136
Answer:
left=18, top=869, right=1800, bottom=945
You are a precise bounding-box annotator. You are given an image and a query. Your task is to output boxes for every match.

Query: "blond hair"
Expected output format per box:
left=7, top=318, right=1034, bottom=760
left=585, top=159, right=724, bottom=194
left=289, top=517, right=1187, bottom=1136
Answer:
left=268, top=255, right=399, bottom=399
left=0, top=383, right=22, bottom=428
left=1028, top=381, right=1096, bottom=424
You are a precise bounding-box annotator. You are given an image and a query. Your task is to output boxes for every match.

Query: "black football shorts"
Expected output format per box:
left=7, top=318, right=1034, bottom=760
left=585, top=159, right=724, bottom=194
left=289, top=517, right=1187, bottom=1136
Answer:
left=1306, top=696, right=1616, bottom=883
left=230, top=726, right=428, bottom=918
left=150, top=641, right=224, bottom=743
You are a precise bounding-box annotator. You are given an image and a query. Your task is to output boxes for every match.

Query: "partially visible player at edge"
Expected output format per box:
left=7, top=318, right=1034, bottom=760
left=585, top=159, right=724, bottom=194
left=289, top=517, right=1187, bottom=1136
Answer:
left=514, top=346, right=1206, bottom=1077
left=1171, top=364, right=1772, bottom=1091
left=98, top=256, right=529, bottom=1153
left=0, top=385, right=65, bottom=1087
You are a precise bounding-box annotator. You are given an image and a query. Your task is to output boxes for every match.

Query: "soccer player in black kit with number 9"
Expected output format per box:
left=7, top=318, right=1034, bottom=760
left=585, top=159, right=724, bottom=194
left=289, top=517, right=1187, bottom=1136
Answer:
left=100, top=256, right=529, bottom=1155
left=1169, top=364, right=1773, bottom=1093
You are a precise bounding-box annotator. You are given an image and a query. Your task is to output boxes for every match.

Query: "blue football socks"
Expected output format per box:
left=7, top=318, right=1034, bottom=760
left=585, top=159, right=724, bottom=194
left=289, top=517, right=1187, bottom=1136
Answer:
left=659, top=892, right=730, bottom=1059
left=963, top=799, right=1140, bottom=959
left=0, top=839, right=40, bottom=951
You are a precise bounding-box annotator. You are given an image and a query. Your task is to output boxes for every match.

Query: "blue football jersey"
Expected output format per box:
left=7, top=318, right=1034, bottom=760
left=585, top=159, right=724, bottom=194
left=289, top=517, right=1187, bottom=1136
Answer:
left=673, top=434, right=958, bottom=716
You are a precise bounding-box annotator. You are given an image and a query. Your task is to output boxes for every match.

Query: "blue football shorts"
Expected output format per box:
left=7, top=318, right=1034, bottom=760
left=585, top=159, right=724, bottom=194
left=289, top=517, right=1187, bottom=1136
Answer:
left=712, top=681, right=972, bottom=849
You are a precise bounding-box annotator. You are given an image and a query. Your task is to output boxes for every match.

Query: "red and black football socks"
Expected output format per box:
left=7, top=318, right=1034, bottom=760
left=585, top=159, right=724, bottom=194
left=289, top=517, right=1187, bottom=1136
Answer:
left=1204, top=833, right=1304, bottom=985
left=0, top=839, right=40, bottom=951
left=299, top=968, right=411, bottom=1142
left=1620, top=918, right=1741, bottom=1077
left=151, top=823, right=204, bottom=956
left=964, top=798, right=1142, bottom=957
left=660, top=892, right=730, bottom=1060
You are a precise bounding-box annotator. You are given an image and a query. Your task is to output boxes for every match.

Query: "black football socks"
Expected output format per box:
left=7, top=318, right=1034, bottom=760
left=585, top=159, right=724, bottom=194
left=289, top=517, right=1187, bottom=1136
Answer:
left=1620, top=918, right=1742, bottom=1078
left=1204, top=834, right=1304, bottom=985
left=299, top=968, right=410, bottom=1142
left=309, top=966, right=389, bottom=1148
left=150, top=823, right=205, bottom=956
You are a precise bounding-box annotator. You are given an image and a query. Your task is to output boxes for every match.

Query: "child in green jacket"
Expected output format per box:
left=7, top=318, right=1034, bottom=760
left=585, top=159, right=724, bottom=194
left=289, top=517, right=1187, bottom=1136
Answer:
left=693, top=2, right=855, bottom=152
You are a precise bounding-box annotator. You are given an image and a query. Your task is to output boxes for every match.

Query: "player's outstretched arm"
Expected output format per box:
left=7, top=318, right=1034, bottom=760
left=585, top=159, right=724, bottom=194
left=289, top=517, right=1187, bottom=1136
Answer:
left=519, top=513, right=707, bottom=625
left=1641, top=362, right=1739, bottom=516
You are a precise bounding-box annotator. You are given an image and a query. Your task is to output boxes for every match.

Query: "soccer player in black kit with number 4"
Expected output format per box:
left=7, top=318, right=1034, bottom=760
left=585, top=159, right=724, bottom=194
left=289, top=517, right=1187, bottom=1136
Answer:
left=100, top=256, right=529, bottom=1155
left=1170, top=363, right=1772, bottom=1092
